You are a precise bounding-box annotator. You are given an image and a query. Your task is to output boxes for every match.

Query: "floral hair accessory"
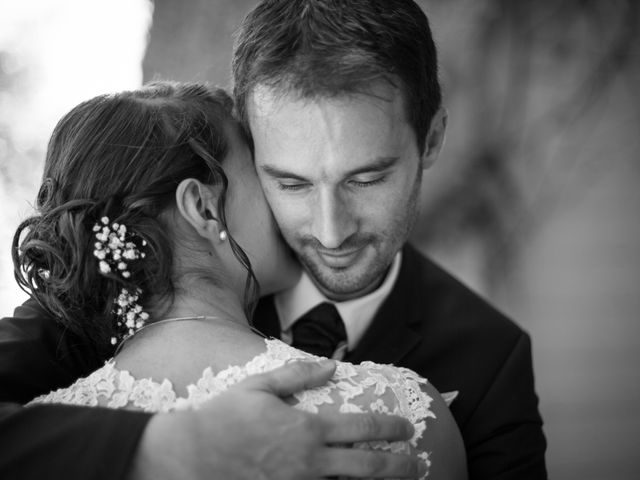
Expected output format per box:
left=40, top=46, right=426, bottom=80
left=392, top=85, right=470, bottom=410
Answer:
left=93, top=216, right=147, bottom=278
left=113, top=288, right=149, bottom=344
left=92, top=216, right=149, bottom=345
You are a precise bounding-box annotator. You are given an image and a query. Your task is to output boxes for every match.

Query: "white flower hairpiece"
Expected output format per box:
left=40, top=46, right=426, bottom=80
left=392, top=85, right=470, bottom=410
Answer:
left=113, top=288, right=149, bottom=344
left=92, top=216, right=150, bottom=345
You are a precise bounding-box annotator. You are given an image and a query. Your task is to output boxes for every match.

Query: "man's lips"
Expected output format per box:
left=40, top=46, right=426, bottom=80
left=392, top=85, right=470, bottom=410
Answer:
left=315, top=246, right=365, bottom=268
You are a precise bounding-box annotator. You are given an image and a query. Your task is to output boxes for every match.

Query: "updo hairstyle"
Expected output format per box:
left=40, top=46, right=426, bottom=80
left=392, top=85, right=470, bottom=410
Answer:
left=12, top=81, right=258, bottom=355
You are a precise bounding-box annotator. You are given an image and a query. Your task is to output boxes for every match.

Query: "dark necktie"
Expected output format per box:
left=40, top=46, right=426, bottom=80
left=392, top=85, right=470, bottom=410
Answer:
left=291, top=302, right=347, bottom=358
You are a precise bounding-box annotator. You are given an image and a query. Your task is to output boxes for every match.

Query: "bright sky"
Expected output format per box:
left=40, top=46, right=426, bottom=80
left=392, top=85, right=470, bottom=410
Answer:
left=0, top=0, right=153, bottom=314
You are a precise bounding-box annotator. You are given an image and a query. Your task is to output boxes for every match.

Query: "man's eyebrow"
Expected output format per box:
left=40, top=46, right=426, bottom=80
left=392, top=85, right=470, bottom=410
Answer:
left=259, top=156, right=400, bottom=180
left=259, top=165, right=309, bottom=181
left=344, top=156, right=400, bottom=176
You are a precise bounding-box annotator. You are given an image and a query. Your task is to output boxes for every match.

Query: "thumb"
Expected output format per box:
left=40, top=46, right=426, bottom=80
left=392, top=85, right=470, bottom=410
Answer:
left=239, top=359, right=336, bottom=397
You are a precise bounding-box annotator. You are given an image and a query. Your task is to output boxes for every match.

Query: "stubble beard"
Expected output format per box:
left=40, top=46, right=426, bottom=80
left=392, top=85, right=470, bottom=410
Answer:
left=293, top=174, right=422, bottom=300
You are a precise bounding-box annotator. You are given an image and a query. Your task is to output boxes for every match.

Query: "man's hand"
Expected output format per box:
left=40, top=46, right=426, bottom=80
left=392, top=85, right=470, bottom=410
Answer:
left=130, top=360, right=427, bottom=479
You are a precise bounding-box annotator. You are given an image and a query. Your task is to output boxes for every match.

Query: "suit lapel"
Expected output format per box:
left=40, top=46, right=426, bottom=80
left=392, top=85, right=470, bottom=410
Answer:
left=345, top=245, right=423, bottom=365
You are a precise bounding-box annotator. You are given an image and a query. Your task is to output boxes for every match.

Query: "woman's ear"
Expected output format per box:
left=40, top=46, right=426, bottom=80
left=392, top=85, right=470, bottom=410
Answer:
left=175, top=178, right=224, bottom=242
left=420, top=107, right=448, bottom=170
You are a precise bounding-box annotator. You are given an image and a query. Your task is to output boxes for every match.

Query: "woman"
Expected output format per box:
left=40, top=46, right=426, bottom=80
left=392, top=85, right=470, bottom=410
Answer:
left=14, top=82, right=466, bottom=479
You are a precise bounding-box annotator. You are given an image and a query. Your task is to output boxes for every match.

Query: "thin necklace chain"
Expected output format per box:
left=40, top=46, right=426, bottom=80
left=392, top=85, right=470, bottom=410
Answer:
left=114, top=315, right=265, bottom=356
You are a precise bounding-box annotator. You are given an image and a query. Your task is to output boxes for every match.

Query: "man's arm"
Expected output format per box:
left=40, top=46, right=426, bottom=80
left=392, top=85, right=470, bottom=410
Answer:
left=1, top=302, right=426, bottom=479
left=1, top=363, right=426, bottom=480
left=0, top=402, right=150, bottom=480
left=131, top=360, right=427, bottom=480
left=0, top=300, right=152, bottom=479
left=0, top=299, right=101, bottom=404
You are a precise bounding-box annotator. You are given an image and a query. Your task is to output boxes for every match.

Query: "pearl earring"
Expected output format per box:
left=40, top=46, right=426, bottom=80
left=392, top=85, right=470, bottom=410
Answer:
left=219, top=230, right=228, bottom=242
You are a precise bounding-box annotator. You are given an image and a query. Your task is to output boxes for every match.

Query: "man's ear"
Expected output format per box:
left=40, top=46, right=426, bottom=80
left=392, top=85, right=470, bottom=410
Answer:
left=175, top=178, right=223, bottom=241
left=420, top=107, right=448, bottom=170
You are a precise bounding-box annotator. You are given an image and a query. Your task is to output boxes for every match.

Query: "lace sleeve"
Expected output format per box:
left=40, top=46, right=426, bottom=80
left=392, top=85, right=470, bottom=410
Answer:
left=27, top=361, right=179, bottom=412
left=291, top=359, right=437, bottom=477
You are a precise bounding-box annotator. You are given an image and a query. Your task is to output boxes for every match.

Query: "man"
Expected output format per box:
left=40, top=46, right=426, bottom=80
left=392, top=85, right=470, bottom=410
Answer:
left=0, top=0, right=546, bottom=479
left=236, top=0, right=546, bottom=478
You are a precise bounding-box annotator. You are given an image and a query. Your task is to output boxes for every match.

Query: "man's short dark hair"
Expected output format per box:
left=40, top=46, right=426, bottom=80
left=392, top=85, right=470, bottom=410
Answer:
left=232, top=0, right=442, bottom=154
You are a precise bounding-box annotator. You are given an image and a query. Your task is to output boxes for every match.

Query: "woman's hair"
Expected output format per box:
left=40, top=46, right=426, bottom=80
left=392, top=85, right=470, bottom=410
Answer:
left=12, top=81, right=258, bottom=355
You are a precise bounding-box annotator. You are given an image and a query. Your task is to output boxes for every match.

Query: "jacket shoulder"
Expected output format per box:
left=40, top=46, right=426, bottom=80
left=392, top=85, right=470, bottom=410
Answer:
left=402, top=244, right=524, bottom=342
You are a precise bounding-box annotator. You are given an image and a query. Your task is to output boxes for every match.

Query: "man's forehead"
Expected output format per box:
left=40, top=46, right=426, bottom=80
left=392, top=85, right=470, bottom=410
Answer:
left=248, top=86, right=418, bottom=178
left=250, top=97, right=408, bottom=157
left=247, top=82, right=407, bottom=121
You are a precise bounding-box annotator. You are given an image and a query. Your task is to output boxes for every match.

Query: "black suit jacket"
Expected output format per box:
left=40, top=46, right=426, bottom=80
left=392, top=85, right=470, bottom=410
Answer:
left=0, top=300, right=150, bottom=479
left=0, top=244, right=546, bottom=479
left=255, top=244, right=547, bottom=479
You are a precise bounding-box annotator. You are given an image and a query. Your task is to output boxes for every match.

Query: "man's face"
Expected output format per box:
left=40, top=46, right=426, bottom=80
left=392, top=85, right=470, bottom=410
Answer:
left=248, top=82, right=430, bottom=301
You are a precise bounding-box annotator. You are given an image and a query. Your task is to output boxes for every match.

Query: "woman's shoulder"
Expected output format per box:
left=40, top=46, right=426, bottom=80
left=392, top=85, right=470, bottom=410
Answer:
left=280, top=342, right=438, bottom=424
left=268, top=341, right=466, bottom=478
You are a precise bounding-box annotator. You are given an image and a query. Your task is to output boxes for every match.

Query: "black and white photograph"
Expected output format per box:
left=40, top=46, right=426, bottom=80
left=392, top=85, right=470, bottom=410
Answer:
left=1, top=1, right=638, bottom=479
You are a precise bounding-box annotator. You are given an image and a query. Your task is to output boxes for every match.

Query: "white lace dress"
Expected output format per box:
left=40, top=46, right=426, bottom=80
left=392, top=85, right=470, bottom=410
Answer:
left=30, top=338, right=454, bottom=478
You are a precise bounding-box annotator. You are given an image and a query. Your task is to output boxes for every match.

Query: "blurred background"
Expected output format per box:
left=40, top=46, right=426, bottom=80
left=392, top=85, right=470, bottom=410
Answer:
left=1, top=0, right=639, bottom=478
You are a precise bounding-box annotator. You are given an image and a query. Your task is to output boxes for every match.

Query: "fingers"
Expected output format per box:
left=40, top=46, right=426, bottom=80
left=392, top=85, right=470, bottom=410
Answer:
left=238, top=359, right=336, bottom=397
left=321, top=411, right=414, bottom=443
left=320, top=447, right=428, bottom=479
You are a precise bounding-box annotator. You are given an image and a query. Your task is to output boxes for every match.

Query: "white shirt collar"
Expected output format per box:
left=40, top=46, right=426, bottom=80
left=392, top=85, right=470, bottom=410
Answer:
left=274, top=252, right=402, bottom=351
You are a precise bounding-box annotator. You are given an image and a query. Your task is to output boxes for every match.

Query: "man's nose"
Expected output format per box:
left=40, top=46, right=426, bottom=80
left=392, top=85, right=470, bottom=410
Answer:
left=312, top=189, right=357, bottom=249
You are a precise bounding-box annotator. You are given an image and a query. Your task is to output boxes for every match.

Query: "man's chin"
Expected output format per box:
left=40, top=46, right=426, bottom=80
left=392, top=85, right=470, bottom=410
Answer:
left=302, top=261, right=384, bottom=302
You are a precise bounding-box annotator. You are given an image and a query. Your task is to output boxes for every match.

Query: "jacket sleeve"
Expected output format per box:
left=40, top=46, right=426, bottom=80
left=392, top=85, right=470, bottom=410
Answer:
left=464, top=332, right=548, bottom=480
left=0, top=300, right=152, bottom=479
left=0, top=402, right=150, bottom=480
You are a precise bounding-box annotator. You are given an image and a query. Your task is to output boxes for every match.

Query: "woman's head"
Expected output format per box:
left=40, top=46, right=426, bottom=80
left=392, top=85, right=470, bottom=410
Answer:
left=13, top=81, right=297, bottom=353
